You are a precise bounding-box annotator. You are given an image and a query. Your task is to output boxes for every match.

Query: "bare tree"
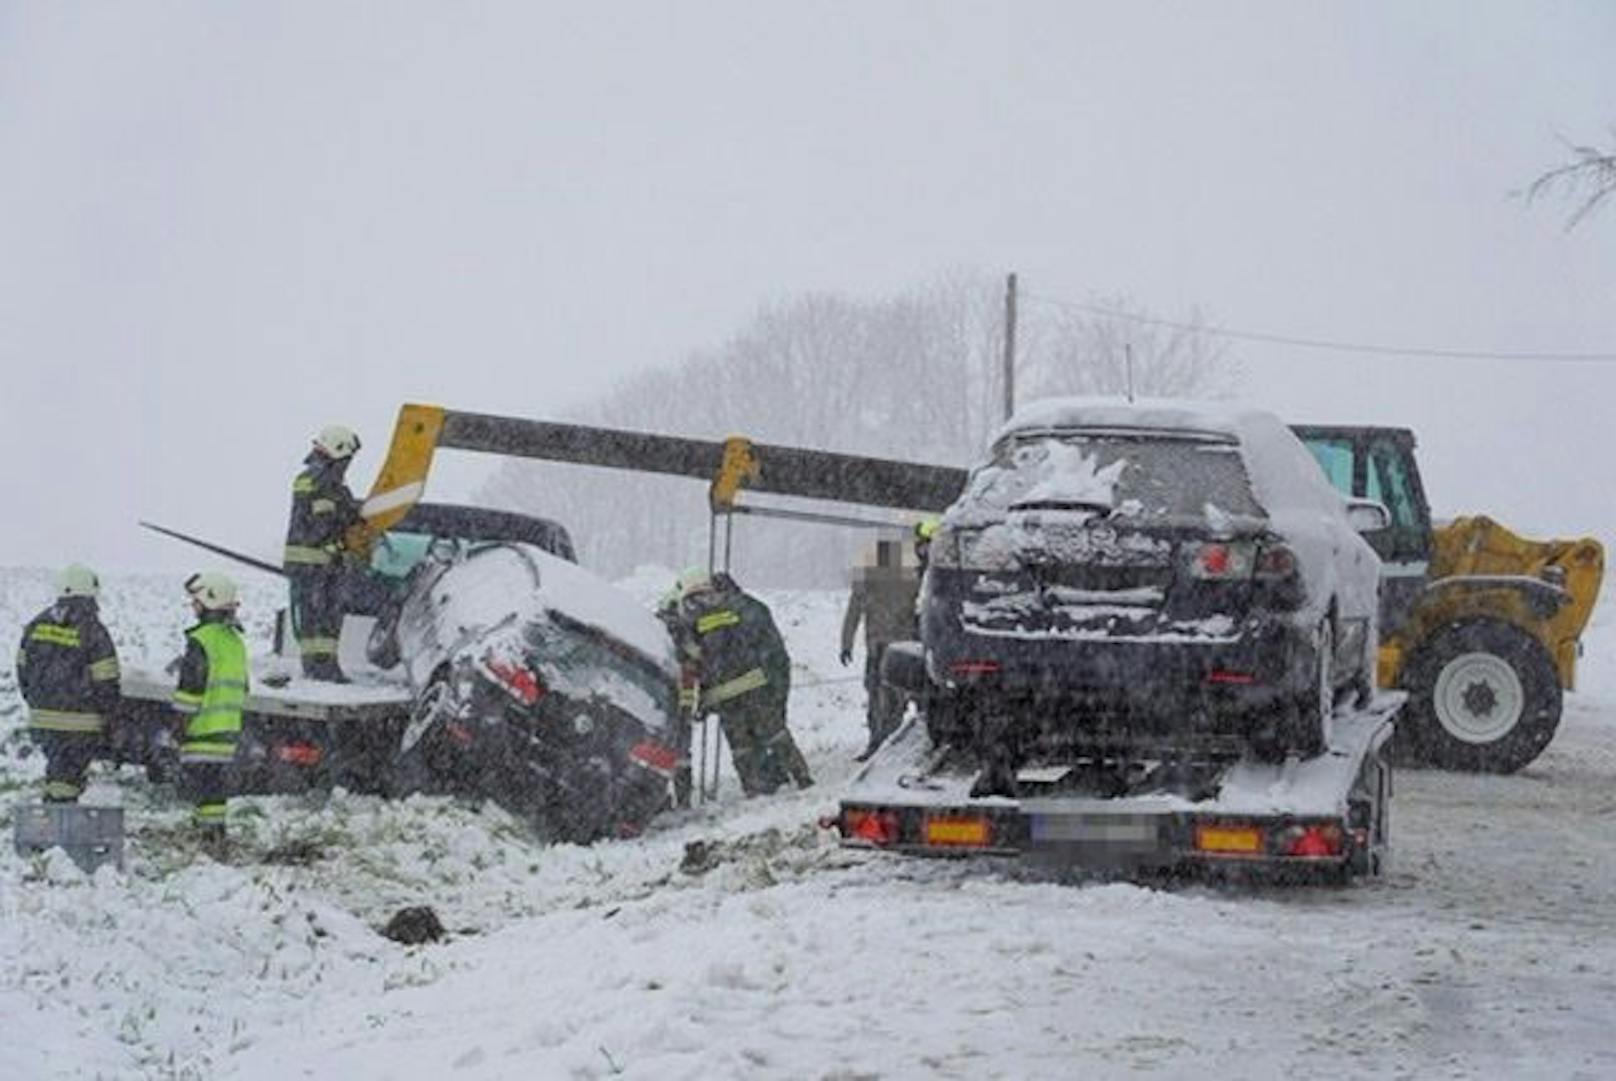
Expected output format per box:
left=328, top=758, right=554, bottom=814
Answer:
left=479, top=274, right=1240, bottom=586
left=1528, top=130, right=1616, bottom=229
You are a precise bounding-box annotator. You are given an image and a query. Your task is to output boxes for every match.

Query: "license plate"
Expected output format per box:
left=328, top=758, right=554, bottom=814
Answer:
left=1030, top=813, right=1159, bottom=845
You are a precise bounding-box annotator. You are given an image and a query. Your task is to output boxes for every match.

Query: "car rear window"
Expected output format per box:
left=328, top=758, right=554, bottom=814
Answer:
left=973, top=433, right=1266, bottom=521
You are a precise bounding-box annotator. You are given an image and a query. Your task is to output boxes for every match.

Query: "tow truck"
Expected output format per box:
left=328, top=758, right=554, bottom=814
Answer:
left=835, top=650, right=1398, bottom=879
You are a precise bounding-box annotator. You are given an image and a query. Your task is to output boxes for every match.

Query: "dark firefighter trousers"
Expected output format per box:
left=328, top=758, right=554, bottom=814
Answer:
left=287, top=567, right=344, bottom=676
left=714, top=685, right=812, bottom=796
left=178, top=738, right=239, bottom=832
left=35, top=730, right=101, bottom=803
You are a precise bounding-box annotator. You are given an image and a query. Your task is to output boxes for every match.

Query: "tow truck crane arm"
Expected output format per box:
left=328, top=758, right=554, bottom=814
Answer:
left=351, top=403, right=970, bottom=548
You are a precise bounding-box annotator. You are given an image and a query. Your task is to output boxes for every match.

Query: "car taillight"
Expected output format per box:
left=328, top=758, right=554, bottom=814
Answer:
left=1277, top=823, right=1344, bottom=858
left=482, top=654, right=545, bottom=706
left=844, top=808, right=900, bottom=845
left=629, top=741, right=682, bottom=777
left=949, top=660, right=1001, bottom=678
left=1254, top=544, right=1298, bottom=581
left=1190, top=541, right=1256, bottom=580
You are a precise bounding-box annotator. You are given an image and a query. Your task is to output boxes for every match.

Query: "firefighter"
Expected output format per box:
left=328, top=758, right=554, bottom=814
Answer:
left=673, top=570, right=812, bottom=796
left=172, top=572, right=249, bottom=849
left=15, top=564, right=121, bottom=803
left=284, top=424, right=363, bottom=682
left=840, top=522, right=935, bottom=760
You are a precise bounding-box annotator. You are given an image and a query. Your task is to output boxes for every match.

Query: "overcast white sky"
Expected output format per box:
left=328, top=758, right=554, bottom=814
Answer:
left=1, top=2, right=1612, bottom=577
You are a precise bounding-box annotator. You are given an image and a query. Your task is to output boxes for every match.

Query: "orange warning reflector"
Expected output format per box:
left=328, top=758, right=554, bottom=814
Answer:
left=925, top=816, right=991, bottom=847
left=1195, top=824, right=1264, bottom=855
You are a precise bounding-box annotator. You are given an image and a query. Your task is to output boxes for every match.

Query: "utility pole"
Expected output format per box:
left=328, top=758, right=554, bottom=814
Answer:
left=1002, top=272, right=1018, bottom=420
left=1125, top=342, right=1136, bottom=403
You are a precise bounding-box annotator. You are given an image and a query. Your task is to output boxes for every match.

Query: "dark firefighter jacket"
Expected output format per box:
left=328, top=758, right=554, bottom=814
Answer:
left=16, top=597, right=121, bottom=733
left=284, top=453, right=362, bottom=569
left=171, top=613, right=249, bottom=755
left=686, top=589, right=790, bottom=712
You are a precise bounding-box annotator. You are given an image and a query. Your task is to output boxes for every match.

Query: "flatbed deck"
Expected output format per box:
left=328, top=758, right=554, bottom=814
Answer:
left=835, top=693, right=1402, bottom=876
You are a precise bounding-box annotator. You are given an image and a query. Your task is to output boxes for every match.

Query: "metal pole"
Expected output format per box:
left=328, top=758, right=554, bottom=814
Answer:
left=1125, top=342, right=1136, bottom=403
left=1003, top=272, right=1018, bottom=420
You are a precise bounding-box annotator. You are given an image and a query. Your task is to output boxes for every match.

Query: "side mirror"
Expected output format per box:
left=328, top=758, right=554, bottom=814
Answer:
left=1345, top=498, right=1391, bottom=534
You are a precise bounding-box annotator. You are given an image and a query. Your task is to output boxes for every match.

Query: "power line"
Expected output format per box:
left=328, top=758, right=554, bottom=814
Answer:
left=1021, top=292, right=1616, bottom=363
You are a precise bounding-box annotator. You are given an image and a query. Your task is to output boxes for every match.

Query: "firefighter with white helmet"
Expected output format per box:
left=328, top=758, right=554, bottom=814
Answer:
left=14, top=564, right=122, bottom=803
left=172, top=571, right=249, bottom=850
left=665, top=569, right=812, bottom=796
left=283, top=424, right=363, bottom=681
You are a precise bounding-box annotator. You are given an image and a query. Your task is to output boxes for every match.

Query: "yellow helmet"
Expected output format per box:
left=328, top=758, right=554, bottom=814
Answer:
left=914, top=518, right=941, bottom=543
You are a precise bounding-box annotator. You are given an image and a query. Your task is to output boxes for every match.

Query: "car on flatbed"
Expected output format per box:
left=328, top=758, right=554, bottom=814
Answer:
left=914, top=399, right=1388, bottom=781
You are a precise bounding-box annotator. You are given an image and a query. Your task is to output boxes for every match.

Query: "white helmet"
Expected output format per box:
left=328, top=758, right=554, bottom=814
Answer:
left=675, top=567, right=713, bottom=600
left=185, top=571, right=240, bottom=611
left=313, top=424, right=362, bottom=460
left=56, top=563, right=99, bottom=599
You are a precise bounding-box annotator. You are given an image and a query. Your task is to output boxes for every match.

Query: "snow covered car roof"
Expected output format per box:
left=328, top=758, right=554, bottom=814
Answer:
left=985, top=396, right=1346, bottom=519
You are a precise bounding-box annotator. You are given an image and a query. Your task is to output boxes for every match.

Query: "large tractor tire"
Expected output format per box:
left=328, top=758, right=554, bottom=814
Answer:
left=1399, top=620, right=1561, bottom=773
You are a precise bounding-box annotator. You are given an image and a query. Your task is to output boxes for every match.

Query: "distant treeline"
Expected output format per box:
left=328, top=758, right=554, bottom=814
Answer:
left=481, top=272, right=1234, bottom=587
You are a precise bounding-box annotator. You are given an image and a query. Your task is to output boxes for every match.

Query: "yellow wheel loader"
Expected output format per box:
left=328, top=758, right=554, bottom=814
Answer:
left=1296, top=426, right=1603, bottom=773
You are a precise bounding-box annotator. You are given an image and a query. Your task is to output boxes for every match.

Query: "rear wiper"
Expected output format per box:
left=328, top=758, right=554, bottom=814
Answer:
left=1009, top=499, right=1114, bottom=514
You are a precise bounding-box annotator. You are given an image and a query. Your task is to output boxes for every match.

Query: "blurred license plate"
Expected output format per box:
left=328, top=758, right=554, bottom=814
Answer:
left=1030, top=814, right=1159, bottom=845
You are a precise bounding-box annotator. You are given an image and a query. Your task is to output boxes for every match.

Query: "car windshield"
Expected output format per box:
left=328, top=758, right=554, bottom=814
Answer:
left=971, top=432, right=1266, bottom=521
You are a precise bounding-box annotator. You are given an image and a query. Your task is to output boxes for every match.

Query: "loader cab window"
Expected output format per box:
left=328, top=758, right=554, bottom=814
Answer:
left=1364, top=437, right=1431, bottom=564
left=1304, top=438, right=1356, bottom=496
left=1366, top=441, right=1422, bottom=533
left=370, top=532, right=435, bottom=581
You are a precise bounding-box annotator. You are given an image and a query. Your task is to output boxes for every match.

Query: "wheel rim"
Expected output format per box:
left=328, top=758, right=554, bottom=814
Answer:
left=1433, top=652, right=1524, bottom=744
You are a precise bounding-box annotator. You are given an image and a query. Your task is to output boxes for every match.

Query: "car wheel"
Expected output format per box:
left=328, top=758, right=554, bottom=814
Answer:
left=1400, top=620, right=1561, bottom=773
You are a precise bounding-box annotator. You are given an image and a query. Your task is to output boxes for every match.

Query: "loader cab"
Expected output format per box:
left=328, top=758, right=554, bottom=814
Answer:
left=1292, top=425, right=1432, bottom=632
left=371, top=503, right=577, bottom=583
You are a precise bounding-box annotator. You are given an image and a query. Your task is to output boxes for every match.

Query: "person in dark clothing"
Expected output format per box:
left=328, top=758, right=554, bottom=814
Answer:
left=671, top=570, right=812, bottom=796
left=172, top=572, right=249, bottom=850
left=15, top=564, right=121, bottom=803
left=841, top=535, right=924, bottom=761
left=283, top=424, right=363, bottom=682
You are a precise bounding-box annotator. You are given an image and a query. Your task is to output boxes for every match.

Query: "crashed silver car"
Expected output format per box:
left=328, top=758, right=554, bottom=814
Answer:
left=365, top=504, right=684, bottom=841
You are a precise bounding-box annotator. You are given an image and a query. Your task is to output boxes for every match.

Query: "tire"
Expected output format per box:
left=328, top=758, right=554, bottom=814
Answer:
left=1399, top=620, right=1561, bottom=773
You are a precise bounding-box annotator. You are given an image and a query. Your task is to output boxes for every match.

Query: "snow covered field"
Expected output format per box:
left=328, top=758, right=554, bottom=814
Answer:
left=3, top=567, right=1615, bottom=1080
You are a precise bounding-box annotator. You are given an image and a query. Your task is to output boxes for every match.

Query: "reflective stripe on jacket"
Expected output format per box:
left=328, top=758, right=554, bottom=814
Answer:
left=16, top=599, right=120, bottom=732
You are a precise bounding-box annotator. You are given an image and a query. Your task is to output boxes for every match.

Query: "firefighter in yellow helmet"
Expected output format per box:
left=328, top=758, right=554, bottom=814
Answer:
left=15, top=564, right=121, bottom=803
left=283, top=425, right=362, bottom=682
left=171, top=572, right=249, bottom=851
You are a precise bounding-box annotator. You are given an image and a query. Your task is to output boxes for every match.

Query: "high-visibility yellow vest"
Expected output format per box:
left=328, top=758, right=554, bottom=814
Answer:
left=174, top=622, right=248, bottom=746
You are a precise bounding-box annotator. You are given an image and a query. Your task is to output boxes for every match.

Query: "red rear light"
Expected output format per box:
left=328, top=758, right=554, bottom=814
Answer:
left=844, top=808, right=900, bottom=845
left=275, top=741, right=323, bottom=767
left=950, top=660, right=1001, bottom=677
left=1279, top=823, right=1344, bottom=858
left=629, top=741, right=682, bottom=777
left=483, top=654, right=546, bottom=706
left=1206, top=669, right=1257, bottom=685
left=445, top=721, right=475, bottom=747
left=1190, top=542, right=1255, bottom=580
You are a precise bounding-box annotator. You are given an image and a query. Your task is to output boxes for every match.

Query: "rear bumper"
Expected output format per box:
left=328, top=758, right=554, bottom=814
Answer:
left=921, top=598, right=1312, bottom=711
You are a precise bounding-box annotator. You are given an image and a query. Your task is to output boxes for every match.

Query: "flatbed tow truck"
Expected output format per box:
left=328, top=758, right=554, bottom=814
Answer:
left=832, top=679, right=1401, bottom=881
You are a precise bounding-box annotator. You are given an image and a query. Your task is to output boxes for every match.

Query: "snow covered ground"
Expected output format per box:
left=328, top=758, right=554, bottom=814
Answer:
left=3, top=566, right=1615, bottom=1080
